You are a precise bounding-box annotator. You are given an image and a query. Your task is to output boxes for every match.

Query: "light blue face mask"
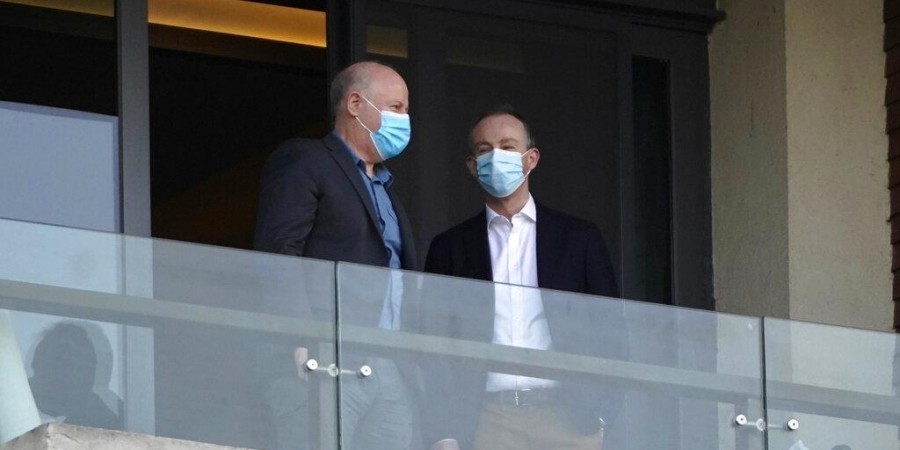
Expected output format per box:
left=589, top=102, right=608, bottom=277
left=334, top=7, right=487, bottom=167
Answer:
left=356, top=96, right=411, bottom=161
left=475, top=148, right=533, bottom=198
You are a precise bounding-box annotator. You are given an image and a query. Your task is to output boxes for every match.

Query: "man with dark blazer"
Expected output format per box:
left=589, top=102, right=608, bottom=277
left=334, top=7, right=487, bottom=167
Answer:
left=254, top=60, right=416, bottom=272
left=423, top=106, right=625, bottom=450
left=254, top=61, right=417, bottom=450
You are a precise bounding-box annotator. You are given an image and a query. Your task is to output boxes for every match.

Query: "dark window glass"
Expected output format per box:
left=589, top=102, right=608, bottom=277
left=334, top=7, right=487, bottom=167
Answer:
left=0, top=1, right=117, bottom=114
left=365, top=2, right=621, bottom=274
left=632, top=55, right=673, bottom=304
left=147, top=3, right=331, bottom=449
left=149, top=0, right=328, bottom=250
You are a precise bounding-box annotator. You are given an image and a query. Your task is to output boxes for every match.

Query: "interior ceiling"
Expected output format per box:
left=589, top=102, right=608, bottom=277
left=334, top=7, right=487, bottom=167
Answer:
left=0, top=0, right=326, bottom=46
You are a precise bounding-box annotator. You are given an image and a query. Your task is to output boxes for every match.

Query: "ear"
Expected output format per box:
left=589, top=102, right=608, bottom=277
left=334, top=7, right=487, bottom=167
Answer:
left=466, top=155, right=477, bottom=177
left=347, top=91, right=364, bottom=117
left=525, top=147, right=540, bottom=172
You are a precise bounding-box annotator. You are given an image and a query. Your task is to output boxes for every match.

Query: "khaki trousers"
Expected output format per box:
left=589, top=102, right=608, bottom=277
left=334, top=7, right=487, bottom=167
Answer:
left=472, top=402, right=603, bottom=450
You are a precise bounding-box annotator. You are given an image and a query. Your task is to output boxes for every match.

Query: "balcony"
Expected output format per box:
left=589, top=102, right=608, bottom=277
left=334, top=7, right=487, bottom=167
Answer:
left=0, top=217, right=898, bottom=450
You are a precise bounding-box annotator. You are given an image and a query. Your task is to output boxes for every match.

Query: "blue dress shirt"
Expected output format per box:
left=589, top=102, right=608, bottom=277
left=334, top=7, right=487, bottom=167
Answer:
left=338, top=136, right=404, bottom=329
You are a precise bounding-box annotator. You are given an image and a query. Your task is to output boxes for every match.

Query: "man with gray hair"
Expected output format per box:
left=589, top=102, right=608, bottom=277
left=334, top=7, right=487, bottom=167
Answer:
left=256, top=60, right=415, bottom=270
left=255, top=61, right=417, bottom=449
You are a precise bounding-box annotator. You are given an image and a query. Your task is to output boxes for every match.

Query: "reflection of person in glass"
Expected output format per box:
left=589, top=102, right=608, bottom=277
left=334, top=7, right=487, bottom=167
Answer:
left=28, top=322, right=122, bottom=430
left=254, top=61, right=417, bottom=450
left=423, top=106, right=625, bottom=449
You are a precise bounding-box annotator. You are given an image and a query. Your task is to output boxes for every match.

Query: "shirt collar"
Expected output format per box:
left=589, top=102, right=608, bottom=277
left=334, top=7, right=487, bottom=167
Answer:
left=333, top=132, right=393, bottom=186
left=485, top=194, right=537, bottom=226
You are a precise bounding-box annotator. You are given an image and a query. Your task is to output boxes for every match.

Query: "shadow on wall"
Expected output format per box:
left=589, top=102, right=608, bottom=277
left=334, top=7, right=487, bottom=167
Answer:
left=27, top=322, right=123, bottom=430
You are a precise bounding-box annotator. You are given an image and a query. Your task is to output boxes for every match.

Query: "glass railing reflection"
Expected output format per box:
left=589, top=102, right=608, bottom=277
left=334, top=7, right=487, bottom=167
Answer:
left=1, top=217, right=899, bottom=450
left=0, top=310, right=41, bottom=443
left=335, top=262, right=765, bottom=450
left=764, top=318, right=900, bottom=450
left=0, top=218, right=338, bottom=449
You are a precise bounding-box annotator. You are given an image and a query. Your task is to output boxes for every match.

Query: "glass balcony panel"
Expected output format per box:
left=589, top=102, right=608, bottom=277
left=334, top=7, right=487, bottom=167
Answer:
left=763, top=318, right=900, bottom=450
left=0, top=218, right=337, bottom=449
left=335, top=262, right=764, bottom=450
left=16, top=216, right=900, bottom=450
left=621, top=298, right=765, bottom=450
left=0, top=101, right=119, bottom=232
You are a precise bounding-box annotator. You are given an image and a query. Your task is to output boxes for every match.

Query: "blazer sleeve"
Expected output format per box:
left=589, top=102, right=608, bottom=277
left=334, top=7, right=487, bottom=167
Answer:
left=254, top=142, right=319, bottom=256
left=584, top=225, right=619, bottom=298
left=423, top=232, right=452, bottom=276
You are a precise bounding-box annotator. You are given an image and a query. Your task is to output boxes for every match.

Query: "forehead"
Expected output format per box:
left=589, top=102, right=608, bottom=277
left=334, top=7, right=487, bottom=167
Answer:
left=369, top=69, right=408, bottom=103
left=472, top=114, right=527, bottom=143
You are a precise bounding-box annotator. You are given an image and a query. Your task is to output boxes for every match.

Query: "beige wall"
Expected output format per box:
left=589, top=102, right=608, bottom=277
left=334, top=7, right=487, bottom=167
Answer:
left=710, top=0, right=790, bottom=319
left=784, top=0, right=891, bottom=330
left=710, top=0, right=891, bottom=331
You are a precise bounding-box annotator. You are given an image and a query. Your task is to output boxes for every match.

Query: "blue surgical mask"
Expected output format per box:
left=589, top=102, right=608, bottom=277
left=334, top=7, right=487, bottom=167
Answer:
left=356, top=96, right=411, bottom=160
left=475, top=148, right=533, bottom=198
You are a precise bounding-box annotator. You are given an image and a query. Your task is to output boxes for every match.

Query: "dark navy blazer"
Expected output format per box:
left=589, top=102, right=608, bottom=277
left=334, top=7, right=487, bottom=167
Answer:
left=421, top=204, right=625, bottom=448
left=254, top=132, right=418, bottom=333
left=254, top=132, right=417, bottom=270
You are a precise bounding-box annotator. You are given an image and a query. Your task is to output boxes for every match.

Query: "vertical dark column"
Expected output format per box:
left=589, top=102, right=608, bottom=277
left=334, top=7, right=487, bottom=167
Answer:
left=669, top=32, right=713, bottom=311
left=116, top=5, right=154, bottom=436
left=404, top=7, right=451, bottom=265
left=117, top=0, right=150, bottom=236
left=327, top=0, right=366, bottom=116
left=629, top=26, right=712, bottom=311
left=631, top=56, right=673, bottom=305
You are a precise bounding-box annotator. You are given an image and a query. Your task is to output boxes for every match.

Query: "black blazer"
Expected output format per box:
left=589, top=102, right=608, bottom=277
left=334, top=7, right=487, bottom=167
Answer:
left=253, top=133, right=422, bottom=447
left=421, top=204, right=625, bottom=448
left=255, top=133, right=417, bottom=330
left=255, top=132, right=417, bottom=270
left=425, top=204, right=616, bottom=296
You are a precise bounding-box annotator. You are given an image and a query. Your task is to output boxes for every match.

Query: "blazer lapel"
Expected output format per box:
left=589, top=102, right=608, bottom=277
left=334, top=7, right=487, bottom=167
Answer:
left=535, top=204, right=562, bottom=289
left=323, top=133, right=381, bottom=231
left=469, top=211, right=496, bottom=343
left=467, top=211, right=493, bottom=281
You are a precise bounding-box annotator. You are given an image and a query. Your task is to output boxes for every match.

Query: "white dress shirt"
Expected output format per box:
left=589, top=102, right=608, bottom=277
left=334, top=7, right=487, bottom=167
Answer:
left=484, top=195, right=558, bottom=392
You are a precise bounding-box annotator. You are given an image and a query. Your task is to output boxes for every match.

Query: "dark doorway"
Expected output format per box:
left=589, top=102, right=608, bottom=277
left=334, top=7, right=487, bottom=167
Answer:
left=148, top=2, right=328, bottom=249
left=364, top=1, right=622, bottom=279
left=0, top=2, right=117, bottom=115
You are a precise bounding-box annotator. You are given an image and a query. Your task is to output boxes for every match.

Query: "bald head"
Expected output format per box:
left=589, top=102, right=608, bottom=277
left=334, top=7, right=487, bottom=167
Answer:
left=330, top=61, right=405, bottom=121
left=331, top=61, right=409, bottom=165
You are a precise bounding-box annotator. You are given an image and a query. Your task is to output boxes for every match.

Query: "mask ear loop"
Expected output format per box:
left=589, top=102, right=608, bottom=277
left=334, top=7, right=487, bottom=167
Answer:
left=354, top=94, right=382, bottom=134
left=355, top=115, right=375, bottom=134
left=522, top=148, right=535, bottom=177
left=352, top=95, right=385, bottom=160
left=361, top=95, right=380, bottom=111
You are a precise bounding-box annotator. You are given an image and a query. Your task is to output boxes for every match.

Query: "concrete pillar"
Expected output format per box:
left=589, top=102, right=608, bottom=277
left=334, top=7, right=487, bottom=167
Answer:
left=710, top=0, right=891, bottom=331
left=710, top=0, right=790, bottom=320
